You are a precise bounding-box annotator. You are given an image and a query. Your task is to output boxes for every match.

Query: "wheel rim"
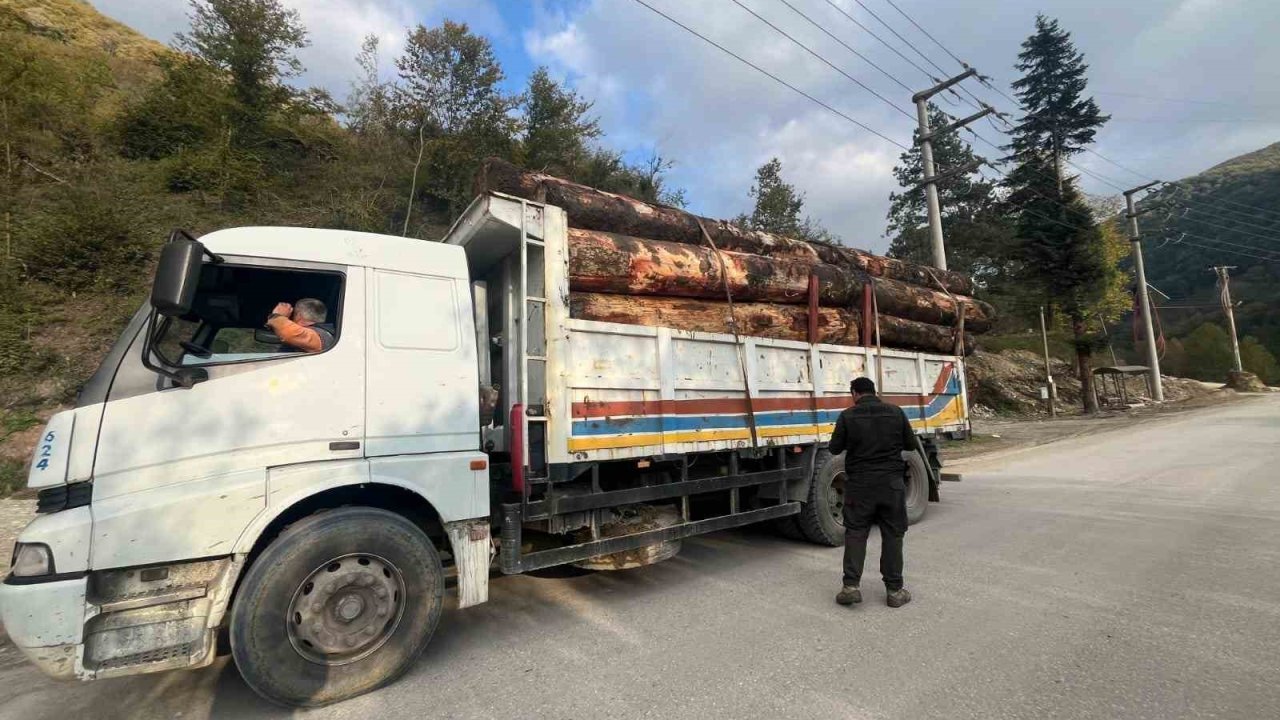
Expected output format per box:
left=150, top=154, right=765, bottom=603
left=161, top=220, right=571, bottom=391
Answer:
left=826, top=469, right=846, bottom=528
left=906, top=461, right=924, bottom=509
left=286, top=553, right=407, bottom=666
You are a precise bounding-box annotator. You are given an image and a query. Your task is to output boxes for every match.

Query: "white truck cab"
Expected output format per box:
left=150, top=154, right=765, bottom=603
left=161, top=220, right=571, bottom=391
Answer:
left=2, top=227, right=494, bottom=704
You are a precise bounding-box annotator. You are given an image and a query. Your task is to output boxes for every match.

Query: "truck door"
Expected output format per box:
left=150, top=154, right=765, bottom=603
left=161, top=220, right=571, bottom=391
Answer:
left=89, top=260, right=366, bottom=569
left=364, top=267, right=478, bottom=456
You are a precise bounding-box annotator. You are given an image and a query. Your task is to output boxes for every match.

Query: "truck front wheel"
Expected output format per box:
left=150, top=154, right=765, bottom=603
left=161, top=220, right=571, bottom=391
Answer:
left=230, top=507, right=444, bottom=707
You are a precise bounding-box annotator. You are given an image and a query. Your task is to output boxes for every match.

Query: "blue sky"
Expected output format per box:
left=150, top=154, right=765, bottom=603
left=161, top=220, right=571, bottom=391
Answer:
left=94, top=0, right=1280, bottom=253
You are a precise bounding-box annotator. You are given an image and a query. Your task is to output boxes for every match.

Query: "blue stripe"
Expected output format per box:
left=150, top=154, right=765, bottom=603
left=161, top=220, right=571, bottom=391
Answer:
left=571, top=390, right=962, bottom=437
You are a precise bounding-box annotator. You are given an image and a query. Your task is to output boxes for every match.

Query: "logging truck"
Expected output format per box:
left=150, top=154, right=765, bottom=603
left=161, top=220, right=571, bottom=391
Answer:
left=1, top=192, right=969, bottom=706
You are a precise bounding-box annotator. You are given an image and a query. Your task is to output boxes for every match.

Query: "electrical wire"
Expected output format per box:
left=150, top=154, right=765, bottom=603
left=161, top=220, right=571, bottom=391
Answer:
left=728, top=0, right=914, bottom=120
left=776, top=0, right=913, bottom=93
left=628, top=0, right=910, bottom=150
left=882, top=0, right=967, bottom=67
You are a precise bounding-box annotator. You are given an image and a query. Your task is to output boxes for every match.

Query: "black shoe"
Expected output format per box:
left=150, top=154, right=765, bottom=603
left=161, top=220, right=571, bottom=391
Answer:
left=886, top=588, right=912, bottom=608
left=836, top=585, right=862, bottom=605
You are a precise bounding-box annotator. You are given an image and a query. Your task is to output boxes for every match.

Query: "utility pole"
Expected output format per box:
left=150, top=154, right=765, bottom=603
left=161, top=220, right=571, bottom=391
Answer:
left=912, top=69, right=995, bottom=271
left=1212, top=266, right=1243, bottom=372
left=1124, top=181, right=1164, bottom=402
left=1039, top=305, right=1056, bottom=418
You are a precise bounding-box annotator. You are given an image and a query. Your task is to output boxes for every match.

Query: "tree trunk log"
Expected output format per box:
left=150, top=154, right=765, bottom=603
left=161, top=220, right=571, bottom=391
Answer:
left=569, top=292, right=977, bottom=355
left=476, top=157, right=975, bottom=295
left=567, top=229, right=993, bottom=332
left=569, top=292, right=859, bottom=345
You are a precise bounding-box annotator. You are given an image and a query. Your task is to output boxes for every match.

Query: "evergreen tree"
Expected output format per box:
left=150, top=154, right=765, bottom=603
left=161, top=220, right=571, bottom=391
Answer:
left=886, top=104, right=1011, bottom=285
left=522, top=67, right=600, bottom=176
left=736, top=158, right=833, bottom=242
left=177, top=0, right=308, bottom=139
left=1181, top=323, right=1234, bottom=381
left=1006, top=15, right=1112, bottom=413
left=1008, top=15, right=1109, bottom=186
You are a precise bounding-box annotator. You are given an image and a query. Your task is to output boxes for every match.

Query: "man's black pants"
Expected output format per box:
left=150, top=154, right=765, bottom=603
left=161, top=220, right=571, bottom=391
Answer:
left=842, top=482, right=907, bottom=591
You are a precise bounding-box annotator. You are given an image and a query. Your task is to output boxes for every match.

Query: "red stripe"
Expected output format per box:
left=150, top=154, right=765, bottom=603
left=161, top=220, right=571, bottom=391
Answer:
left=572, top=393, right=944, bottom=418
left=931, top=363, right=953, bottom=395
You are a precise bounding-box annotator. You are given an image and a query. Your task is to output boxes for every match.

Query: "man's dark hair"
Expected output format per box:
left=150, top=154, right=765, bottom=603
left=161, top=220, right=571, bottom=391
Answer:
left=851, top=377, right=876, bottom=395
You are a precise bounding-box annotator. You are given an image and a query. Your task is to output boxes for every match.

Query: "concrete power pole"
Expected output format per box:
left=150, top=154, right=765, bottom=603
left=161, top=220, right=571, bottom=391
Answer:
left=1212, top=266, right=1244, bottom=372
left=912, top=69, right=994, bottom=270
left=1040, top=305, right=1056, bottom=417
left=1124, top=182, right=1164, bottom=402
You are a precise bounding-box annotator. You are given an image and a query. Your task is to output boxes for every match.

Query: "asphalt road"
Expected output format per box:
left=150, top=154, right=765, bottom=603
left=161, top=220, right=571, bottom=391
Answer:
left=1, top=395, right=1278, bottom=719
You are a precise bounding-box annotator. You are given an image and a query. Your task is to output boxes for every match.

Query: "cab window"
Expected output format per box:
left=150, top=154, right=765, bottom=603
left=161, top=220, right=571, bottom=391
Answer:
left=151, top=264, right=344, bottom=367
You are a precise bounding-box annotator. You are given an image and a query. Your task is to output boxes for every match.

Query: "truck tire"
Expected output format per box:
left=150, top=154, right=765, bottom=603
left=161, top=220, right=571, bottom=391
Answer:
left=230, top=507, right=445, bottom=707
left=903, top=450, right=929, bottom=526
left=797, top=449, right=845, bottom=547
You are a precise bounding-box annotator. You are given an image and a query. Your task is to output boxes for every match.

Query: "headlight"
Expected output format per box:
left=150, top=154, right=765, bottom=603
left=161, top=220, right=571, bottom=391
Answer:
left=10, top=543, right=53, bottom=577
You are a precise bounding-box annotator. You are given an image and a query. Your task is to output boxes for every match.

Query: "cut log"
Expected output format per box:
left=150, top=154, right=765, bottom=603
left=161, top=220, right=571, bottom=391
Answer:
left=476, top=157, right=975, bottom=295
left=569, top=292, right=977, bottom=355
left=567, top=229, right=993, bottom=332
left=569, top=292, right=859, bottom=345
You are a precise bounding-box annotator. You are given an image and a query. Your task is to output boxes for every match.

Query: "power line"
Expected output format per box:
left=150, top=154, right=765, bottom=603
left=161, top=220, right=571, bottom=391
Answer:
left=728, top=0, right=914, bottom=120
left=849, top=0, right=950, bottom=77
left=1095, top=90, right=1280, bottom=111
left=628, top=0, right=909, bottom=150
left=882, top=0, right=967, bottom=68
left=776, top=0, right=913, bottom=93
left=819, top=0, right=934, bottom=81
left=1159, top=237, right=1280, bottom=263
left=1162, top=181, right=1280, bottom=220
left=1169, top=210, right=1280, bottom=246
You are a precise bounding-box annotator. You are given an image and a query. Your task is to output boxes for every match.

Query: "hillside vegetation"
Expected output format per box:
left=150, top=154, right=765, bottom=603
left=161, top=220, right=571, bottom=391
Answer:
left=1131, top=142, right=1280, bottom=383
left=0, top=0, right=692, bottom=494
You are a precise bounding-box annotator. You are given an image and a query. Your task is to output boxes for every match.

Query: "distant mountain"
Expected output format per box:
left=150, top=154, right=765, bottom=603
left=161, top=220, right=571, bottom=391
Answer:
left=1134, top=141, right=1280, bottom=360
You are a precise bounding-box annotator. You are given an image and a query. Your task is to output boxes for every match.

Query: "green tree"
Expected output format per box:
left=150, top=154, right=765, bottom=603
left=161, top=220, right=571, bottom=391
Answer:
left=575, top=149, right=686, bottom=207
left=522, top=67, right=600, bottom=176
left=1006, top=16, right=1112, bottom=413
left=1007, top=15, right=1109, bottom=190
left=177, top=0, right=309, bottom=140
left=347, top=34, right=395, bottom=136
left=886, top=104, right=1011, bottom=285
left=735, top=157, right=833, bottom=241
left=393, top=21, right=520, bottom=217
left=1180, top=322, right=1233, bottom=381
left=1240, top=336, right=1279, bottom=385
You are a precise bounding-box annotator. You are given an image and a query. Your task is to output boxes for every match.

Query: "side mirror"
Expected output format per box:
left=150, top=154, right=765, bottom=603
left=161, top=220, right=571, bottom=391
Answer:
left=151, top=233, right=206, bottom=317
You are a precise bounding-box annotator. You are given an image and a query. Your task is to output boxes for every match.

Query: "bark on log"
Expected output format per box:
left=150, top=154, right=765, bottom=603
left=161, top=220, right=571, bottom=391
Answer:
left=476, top=157, right=975, bottom=295
left=570, top=292, right=977, bottom=355
left=569, top=292, right=859, bottom=345
left=567, top=228, right=994, bottom=333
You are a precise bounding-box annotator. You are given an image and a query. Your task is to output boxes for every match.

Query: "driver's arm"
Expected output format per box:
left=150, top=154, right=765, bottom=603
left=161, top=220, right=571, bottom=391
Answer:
left=266, top=303, right=323, bottom=353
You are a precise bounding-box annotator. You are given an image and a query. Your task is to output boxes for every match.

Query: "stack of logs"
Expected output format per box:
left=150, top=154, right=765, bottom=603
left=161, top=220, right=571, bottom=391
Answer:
left=476, top=158, right=994, bottom=355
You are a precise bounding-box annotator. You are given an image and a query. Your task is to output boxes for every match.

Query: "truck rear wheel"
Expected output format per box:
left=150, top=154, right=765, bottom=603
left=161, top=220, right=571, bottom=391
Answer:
left=797, top=450, right=845, bottom=546
left=230, top=507, right=444, bottom=707
left=903, top=451, right=928, bottom=525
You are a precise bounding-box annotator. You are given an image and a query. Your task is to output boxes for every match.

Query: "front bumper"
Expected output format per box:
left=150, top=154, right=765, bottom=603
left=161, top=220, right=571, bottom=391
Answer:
left=0, top=576, right=88, bottom=680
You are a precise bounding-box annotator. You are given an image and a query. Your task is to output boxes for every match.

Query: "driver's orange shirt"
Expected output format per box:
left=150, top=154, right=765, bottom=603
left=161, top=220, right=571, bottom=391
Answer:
left=267, top=316, right=323, bottom=353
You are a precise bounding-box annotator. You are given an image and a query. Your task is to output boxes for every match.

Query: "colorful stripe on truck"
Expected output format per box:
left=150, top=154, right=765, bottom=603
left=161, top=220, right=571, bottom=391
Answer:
left=568, top=363, right=964, bottom=452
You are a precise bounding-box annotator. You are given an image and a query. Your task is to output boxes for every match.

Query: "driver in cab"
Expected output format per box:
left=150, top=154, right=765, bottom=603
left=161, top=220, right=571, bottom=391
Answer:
left=266, top=298, right=334, bottom=353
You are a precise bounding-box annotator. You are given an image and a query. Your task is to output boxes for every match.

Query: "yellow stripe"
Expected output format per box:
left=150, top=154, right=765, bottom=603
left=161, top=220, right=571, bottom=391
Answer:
left=568, top=398, right=966, bottom=451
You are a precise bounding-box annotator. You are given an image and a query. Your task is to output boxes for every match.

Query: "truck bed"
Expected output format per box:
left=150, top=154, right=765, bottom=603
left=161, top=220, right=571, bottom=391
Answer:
left=446, top=192, right=970, bottom=469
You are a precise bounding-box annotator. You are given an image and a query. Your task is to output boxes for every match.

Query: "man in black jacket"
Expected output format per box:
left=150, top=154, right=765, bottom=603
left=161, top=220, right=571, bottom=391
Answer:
left=827, top=377, right=914, bottom=608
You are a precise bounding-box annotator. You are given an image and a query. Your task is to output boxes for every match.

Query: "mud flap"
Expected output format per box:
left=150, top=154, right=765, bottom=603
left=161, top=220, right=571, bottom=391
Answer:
left=445, top=520, right=493, bottom=609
